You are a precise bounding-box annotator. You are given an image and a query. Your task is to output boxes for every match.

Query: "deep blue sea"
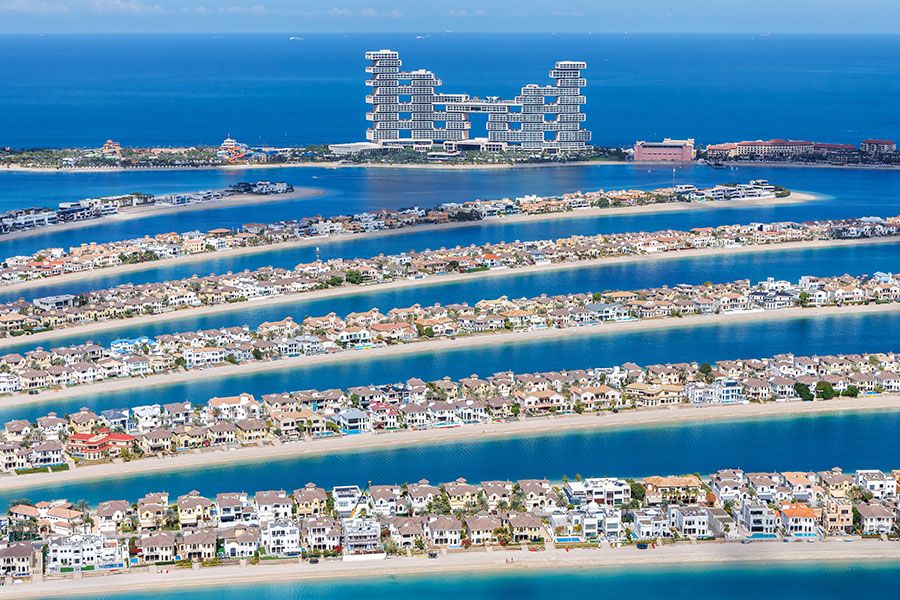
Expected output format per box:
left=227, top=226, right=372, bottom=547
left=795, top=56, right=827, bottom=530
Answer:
left=76, top=562, right=900, bottom=600
left=1, top=33, right=899, bottom=149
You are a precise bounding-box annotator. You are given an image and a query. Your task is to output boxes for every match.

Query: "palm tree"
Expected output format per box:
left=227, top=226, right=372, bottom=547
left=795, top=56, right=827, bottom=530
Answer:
left=164, top=507, right=178, bottom=529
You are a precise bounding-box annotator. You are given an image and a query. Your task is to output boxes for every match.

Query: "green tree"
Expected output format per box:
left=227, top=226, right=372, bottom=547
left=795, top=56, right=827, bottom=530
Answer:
left=345, top=270, right=364, bottom=285
left=815, top=381, right=836, bottom=400
left=628, top=480, right=646, bottom=506
left=793, top=382, right=814, bottom=402
left=415, top=324, right=435, bottom=338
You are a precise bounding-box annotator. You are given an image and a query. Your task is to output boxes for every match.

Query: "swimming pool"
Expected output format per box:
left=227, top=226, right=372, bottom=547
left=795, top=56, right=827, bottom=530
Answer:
left=746, top=533, right=778, bottom=540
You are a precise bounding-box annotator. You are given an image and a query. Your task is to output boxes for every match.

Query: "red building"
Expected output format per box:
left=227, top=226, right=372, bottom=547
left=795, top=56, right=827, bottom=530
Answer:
left=66, top=430, right=135, bottom=460
left=633, top=138, right=695, bottom=162
left=860, top=139, right=896, bottom=154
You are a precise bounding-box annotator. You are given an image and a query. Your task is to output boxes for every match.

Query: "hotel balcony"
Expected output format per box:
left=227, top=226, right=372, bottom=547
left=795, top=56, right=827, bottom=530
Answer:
left=549, top=69, right=586, bottom=78
left=397, top=86, right=437, bottom=95
left=365, top=66, right=400, bottom=74
left=557, top=95, right=587, bottom=104
left=365, top=50, right=399, bottom=60
left=497, top=113, right=546, bottom=123
left=519, top=85, right=558, bottom=95
left=558, top=129, right=592, bottom=142
left=554, top=61, right=588, bottom=70
left=367, top=112, right=399, bottom=121
left=557, top=78, right=587, bottom=88
left=434, top=94, right=470, bottom=103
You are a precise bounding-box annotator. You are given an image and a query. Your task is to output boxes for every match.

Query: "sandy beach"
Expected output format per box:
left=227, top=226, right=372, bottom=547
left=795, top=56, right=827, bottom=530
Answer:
left=0, top=226, right=886, bottom=354
left=5, top=540, right=898, bottom=599
left=2, top=159, right=635, bottom=174
left=1, top=300, right=898, bottom=412
left=715, top=160, right=900, bottom=172
left=0, top=190, right=817, bottom=296
left=0, top=188, right=325, bottom=244
left=1, top=394, right=897, bottom=495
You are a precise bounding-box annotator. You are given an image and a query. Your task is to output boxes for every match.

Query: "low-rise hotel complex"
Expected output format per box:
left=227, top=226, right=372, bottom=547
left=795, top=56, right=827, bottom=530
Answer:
left=633, top=138, right=696, bottom=162
left=363, top=50, right=591, bottom=153
left=705, top=138, right=898, bottom=164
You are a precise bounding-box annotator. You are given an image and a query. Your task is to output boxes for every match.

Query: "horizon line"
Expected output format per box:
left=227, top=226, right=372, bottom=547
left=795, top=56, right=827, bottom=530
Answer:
left=1, top=31, right=900, bottom=36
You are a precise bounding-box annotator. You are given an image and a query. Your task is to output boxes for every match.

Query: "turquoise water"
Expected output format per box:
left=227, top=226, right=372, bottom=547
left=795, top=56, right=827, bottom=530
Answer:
left=1, top=164, right=898, bottom=263
left=2, top=310, right=898, bottom=423
left=4, top=241, right=898, bottom=355
left=4, top=410, right=899, bottom=509
left=77, top=561, right=900, bottom=600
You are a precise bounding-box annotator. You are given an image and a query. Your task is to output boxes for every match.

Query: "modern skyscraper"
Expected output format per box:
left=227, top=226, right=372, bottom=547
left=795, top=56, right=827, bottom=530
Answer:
left=364, top=50, right=591, bottom=152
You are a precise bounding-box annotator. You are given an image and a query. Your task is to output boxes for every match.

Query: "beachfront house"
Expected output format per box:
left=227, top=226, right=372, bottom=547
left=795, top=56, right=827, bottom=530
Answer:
left=857, top=504, right=895, bottom=535
left=668, top=506, right=711, bottom=539
left=261, top=519, right=302, bottom=556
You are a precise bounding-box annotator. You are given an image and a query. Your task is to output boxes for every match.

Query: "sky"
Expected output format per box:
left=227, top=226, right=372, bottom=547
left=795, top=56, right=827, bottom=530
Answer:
left=0, top=0, right=899, bottom=34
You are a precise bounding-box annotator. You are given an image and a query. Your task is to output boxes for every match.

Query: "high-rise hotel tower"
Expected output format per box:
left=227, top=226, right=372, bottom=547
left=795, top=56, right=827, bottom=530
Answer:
left=364, top=50, right=591, bottom=152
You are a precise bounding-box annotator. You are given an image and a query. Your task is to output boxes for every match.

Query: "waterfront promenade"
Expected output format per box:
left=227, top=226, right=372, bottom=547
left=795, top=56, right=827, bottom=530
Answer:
left=5, top=538, right=899, bottom=599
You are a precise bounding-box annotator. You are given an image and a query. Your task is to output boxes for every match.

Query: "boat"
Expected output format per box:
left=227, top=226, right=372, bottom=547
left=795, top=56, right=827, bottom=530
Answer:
left=710, top=161, right=725, bottom=168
